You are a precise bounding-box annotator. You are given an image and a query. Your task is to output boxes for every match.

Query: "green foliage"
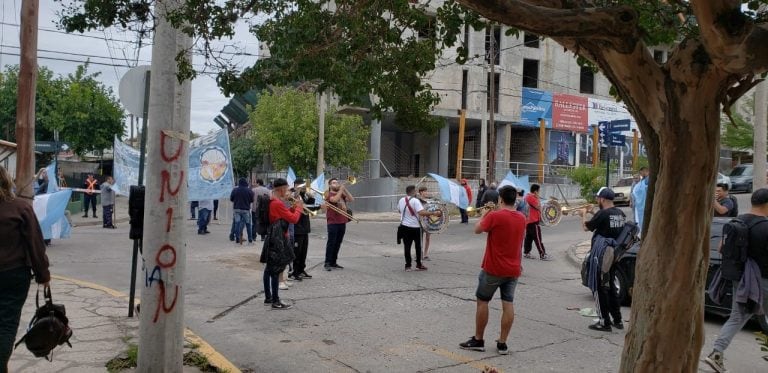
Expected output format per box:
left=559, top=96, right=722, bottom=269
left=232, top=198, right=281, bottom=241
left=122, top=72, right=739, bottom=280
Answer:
left=0, top=64, right=124, bottom=155
left=249, top=88, right=369, bottom=177
left=722, top=99, right=758, bottom=151
left=565, top=166, right=605, bottom=203
left=230, top=135, right=261, bottom=178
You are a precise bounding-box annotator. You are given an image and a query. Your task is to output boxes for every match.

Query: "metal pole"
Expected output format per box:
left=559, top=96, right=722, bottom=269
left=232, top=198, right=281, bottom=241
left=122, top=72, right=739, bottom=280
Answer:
left=316, top=92, right=326, bottom=179
left=14, top=0, right=38, bottom=201
left=606, top=145, right=611, bottom=188
left=488, top=24, right=497, bottom=183
left=539, top=118, right=546, bottom=184
left=632, top=129, right=639, bottom=172
left=456, top=109, right=467, bottom=178
left=754, top=81, right=767, bottom=190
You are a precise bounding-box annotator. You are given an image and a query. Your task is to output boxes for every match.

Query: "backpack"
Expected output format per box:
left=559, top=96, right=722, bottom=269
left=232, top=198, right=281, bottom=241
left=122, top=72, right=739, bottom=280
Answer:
left=612, top=221, right=639, bottom=262
left=728, top=195, right=739, bottom=217
left=260, top=220, right=295, bottom=274
left=516, top=198, right=529, bottom=218
left=256, top=194, right=271, bottom=236
left=720, top=217, right=765, bottom=281
left=15, top=287, right=73, bottom=361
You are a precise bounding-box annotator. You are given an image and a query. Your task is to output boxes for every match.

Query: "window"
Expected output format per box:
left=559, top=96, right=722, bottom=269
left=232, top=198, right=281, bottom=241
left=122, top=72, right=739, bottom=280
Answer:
left=523, top=32, right=539, bottom=48
left=579, top=66, right=595, bottom=94
left=522, top=59, right=539, bottom=88
left=485, top=25, right=501, bottom=65
left=417, top=16, right=436, bottom=41
left=487, top=72, right=500, bottom=113
left=653, top=50, right=665, bottom=64
left=461, top=70, right=468, bottom=110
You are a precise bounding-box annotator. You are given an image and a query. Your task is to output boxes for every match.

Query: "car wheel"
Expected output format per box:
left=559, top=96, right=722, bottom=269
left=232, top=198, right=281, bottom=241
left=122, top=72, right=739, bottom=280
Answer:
left=614, top=267, right=631, bottom=306
left=759, top=313, right=768, bottom=334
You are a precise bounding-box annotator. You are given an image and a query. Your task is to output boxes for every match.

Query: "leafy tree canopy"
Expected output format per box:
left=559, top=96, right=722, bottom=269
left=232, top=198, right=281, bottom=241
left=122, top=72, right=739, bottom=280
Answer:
left=722, top=98, right=760, bottom=151
left=249, top=88, right=369, bottom=177
left=0, top=63, right=124, bottom=155
left=230, top=134, right=262, bottom=177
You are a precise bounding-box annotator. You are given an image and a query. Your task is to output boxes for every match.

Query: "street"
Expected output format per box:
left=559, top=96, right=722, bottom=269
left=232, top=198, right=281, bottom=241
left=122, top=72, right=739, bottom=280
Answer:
left=42, top=194, right=766, bottom=372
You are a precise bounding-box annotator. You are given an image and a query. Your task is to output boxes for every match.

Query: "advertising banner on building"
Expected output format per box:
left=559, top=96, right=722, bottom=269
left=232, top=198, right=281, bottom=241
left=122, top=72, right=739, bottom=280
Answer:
left=548, top=131, right=576, bottom=166
left=552, top=94, right=588, bottom=132
left=520, top=87, right=552, bottom=127
left=587, top=98, right=637, bottom=136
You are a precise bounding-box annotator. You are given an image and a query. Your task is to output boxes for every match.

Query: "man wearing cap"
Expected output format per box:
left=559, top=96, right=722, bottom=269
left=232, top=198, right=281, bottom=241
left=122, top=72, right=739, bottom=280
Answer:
left=264, top=178, right=303, bottom=309
left=290, top=178, right=316, bottom=281
left=582, top=187, right=626, bottom=332
left=460, top=179, right=472, bottom=224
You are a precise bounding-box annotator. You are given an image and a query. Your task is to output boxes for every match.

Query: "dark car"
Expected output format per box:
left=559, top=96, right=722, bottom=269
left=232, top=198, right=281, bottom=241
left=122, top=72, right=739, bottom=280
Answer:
left=582, top=217, right=768, bottom=332
left=729, top=164, right=753, bottom=193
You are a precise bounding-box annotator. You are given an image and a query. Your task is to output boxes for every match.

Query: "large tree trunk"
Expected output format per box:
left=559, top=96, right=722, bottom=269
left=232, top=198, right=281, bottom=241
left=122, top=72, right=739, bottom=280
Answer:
left=618, top=48, right=724, bottom=371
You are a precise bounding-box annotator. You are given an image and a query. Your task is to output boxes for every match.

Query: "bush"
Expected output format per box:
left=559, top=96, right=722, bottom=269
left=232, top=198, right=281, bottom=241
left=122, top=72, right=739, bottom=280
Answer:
left=565, top=166, right=605, bottom=202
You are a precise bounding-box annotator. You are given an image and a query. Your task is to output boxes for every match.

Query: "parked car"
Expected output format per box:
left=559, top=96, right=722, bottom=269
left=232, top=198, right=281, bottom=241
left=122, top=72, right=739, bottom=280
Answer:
left=581, top=218, right=768, bottom=332
left=612, top=177, right=634, bottom=206
left=729, top=164, right=753, bottom=193
left=717, top=172, right=731, bottom=191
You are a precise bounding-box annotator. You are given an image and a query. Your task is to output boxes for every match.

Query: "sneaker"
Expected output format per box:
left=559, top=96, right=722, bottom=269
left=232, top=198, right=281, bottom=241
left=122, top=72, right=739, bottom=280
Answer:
left=264, top=298, right=273, bottom=305
left=588, top=322, right=612, bottom=332
left=331, top=264, right=344, bottom=269
left=704, top=350, right=725, bottom=373
left=279, top=282, right=289, bottom=290
left=301, top=271, right=313, bottom=279
left=415, top=265, right=428, bottom=271
left=291, top=274, right=303, bottom=282
left=459, top=336, right=485, bottom=352
left=82, top=214, right=88, bottom=218
left=229, top=234, right=235, bottom=242
left=540, top=254, right=553, bottom=261
left=612, top=320, right=624, bottom=330
left=272, top=301, right=292, bottom=310
left=523, top=253, right=535, bottom=259
left=404, top=266, right=412, bottom=272
left=496, top=341, right=509, bottom=355
left=423, top=256, right=431, bottom=261
left=325, top=265, right=333, bottom=271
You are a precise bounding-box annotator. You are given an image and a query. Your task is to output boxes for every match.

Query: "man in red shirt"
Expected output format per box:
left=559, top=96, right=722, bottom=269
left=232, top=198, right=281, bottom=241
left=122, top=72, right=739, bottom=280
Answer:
left=264, top=178, right=302, bottom=310
left=523, top=184, right=550, bottom=260
left=460, top=186, right=526, bottom=355
left=460, top=178, right=472, bottom=224
left=324, top=178, right=354, bottom=271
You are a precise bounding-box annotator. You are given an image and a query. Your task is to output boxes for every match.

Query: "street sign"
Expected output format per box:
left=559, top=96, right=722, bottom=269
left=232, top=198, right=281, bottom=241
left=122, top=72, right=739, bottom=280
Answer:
left=119, top=65, right=151, bottom=118
left=610, top=119, right=631, bottom=132
left=35, top=141, right=70, bottom=153
left=598, top=121, right=610, bottom=147
left=610, top=134, right=626, bottom=146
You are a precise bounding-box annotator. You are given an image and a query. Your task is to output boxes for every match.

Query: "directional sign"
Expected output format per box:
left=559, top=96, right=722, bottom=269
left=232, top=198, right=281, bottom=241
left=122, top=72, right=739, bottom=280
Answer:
left=35, top=141, right=70, bottom=153
left=610, top=119, right=631, bottom=132
left=610, top=134, right=626, bottom=146
left=598, top=121, right=610, bottom=147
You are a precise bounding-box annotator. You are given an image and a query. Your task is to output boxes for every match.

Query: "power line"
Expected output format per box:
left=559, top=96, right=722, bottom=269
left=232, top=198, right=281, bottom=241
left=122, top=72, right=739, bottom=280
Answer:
left=0, top=44, right=152, bottom=64
left=0, top=21, right=145, bottom=45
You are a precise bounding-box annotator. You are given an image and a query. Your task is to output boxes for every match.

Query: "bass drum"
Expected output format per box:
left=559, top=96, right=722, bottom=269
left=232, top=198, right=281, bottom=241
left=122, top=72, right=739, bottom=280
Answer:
left=541, top=200, right=562, bottom=227
left=420, top=199, right=450, bottom=234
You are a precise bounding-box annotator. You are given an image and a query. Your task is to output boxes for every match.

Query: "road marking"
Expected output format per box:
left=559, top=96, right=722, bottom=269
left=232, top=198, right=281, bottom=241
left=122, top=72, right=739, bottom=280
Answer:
left=387, top=343, right=503, bottom=372
left=52, top=274, right=241, bottom=373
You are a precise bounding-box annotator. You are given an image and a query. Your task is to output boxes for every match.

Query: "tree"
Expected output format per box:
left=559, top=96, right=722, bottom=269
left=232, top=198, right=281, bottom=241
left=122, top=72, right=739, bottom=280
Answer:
left=0, top=64, right=124, bottom=155
left=56, top=1, right=768, bottom=370
left=722, top=98, right=758, bottom=151
left=230, top=134, right=261, bottom=177
left=249, top=88, right=369, bottom=176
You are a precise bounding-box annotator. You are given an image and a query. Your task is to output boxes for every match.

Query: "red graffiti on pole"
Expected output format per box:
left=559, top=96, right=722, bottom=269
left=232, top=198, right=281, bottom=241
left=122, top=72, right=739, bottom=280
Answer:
left=160, top=131, right=183, bottom=162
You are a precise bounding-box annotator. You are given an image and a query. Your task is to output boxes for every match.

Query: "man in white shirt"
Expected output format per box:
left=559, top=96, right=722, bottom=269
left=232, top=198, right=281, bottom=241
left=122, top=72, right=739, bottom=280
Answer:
left=398, top=185, right=441, bottom=271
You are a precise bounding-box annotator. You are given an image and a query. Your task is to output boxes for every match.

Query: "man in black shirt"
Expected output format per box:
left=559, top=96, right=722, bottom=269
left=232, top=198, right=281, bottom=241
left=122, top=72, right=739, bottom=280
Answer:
left=583, top=187, right=626, bottom=332
left=704, top=188, right=768, bottom=373
left=713, top=183, right=736, bottom=217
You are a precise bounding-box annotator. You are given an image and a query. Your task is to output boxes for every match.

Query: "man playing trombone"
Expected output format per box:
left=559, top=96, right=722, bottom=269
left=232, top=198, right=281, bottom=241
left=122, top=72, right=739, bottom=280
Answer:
left=290, top=179, right=316, bottom=281
left=324, top=178, right=354, bottom=271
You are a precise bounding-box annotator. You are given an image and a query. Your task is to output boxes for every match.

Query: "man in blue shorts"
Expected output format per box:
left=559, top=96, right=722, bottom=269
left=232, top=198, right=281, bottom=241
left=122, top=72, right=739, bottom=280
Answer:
left=460, top=186, right=527, bottom=355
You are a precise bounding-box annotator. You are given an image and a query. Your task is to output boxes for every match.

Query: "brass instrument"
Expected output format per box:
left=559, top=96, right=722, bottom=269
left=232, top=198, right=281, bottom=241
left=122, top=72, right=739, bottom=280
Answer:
left=541, top=197, right=597, bottom=226
left=299, top=179, right=359, bottom=222
left=286, top=196, right=317, bottom=216
left=466, top=202, right=496, bottom=216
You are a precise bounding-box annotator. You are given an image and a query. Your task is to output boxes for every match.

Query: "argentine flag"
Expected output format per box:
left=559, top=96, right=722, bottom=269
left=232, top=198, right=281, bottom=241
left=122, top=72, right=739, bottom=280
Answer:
left=427, top=173, right=469, bottom=209
left=499, top=171, right=531, bottom=194
left=33, top=189, right=73, bottom=240
left=310, top=173, right=325, bottom=194
left=287, top=167, right=297, bottom=186
left=45, top=162, right=59, bottom=193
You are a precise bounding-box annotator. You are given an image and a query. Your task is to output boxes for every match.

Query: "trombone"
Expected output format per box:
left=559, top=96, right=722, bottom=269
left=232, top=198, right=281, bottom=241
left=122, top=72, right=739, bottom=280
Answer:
left=286, top=196, right=317, bottom=216
left=294, top=181, right=359, bottom=222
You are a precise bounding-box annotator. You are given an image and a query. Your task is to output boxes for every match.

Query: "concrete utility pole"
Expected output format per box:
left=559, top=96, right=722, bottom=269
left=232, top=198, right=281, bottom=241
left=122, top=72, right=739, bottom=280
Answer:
left=136, top=0, right=192, bottom=370
left=488, top=23, right=497, bottom=183
left=317, top=91, right=326, bottom=178
left=14, top=0, right=38, bottom=201
left=755, top=81, right=768, bottom=191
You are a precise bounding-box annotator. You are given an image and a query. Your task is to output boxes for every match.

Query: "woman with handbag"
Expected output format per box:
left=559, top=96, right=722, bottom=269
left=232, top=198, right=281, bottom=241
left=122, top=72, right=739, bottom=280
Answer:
left=0, top=165, right=51, bottom=372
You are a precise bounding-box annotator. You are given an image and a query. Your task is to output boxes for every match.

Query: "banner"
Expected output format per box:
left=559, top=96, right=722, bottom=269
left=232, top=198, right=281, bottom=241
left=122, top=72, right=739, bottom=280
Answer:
left=553, top=94, right=588, bottom=132
left=587, top=98, right=636, bottom=136
left=188, top=130, right=234, bottom=201
left=520, top=87, right=552, bottom=127
left=45, top=162, right=58, bottom=193
left=287, top=167, right=297, bottom=186
left=427, top=173, right=469, bottom=209
left=548, top=131, right=576, bottom=166
left=499, top=171, right=530, bottom=195
left=113, top=129, right=234, bottom=200
left=33, top=189, right=72, bottom=240
left=310, top=174, right=325, bottom=195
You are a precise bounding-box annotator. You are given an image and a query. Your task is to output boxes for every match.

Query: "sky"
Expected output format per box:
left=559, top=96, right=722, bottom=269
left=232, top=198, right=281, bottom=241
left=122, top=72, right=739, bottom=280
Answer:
left=0, top=0, right=261, bottom=136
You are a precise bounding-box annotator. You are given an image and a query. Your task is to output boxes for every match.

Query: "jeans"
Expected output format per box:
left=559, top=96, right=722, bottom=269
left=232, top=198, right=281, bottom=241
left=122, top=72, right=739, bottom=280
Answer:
left=0, top=267, right=31, bottom=371
left=475, top=270, right=518, bottom=302
left=263, top=265, right=280, bottom=302
left=401, top=226, right=422, bottom=267
left=190, top=201, right=198, bottom=219
left=713, top=278, right=768, bottom=353
left=293, top=234, right=309, bottom=275
left=83, top=194, right=97, bottom=216
left=325, top=223, right=347, bottom=266
left=233, top=209, right=253, bottom=243
left=197, top=208, right=210, bottom=233
left=103, top=204, right=114, bottom=227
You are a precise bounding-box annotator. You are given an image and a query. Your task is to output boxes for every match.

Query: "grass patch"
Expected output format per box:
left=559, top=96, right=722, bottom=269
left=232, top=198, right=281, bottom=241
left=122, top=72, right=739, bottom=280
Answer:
left=105, top=343, right=138, bottom=373
left=183, top=350, right=220, bottom=372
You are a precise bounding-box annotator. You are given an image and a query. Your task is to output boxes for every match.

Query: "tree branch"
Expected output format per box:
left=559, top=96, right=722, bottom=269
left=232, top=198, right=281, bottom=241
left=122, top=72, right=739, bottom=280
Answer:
left=456, top=0, right=639, bottom=52
left=691, top=0, right=768, bottom=74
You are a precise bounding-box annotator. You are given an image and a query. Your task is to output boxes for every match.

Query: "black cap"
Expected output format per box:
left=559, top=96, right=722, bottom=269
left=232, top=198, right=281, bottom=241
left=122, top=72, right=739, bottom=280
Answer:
left=595, top=187, right=615, bottom=201
left=273, top=178, right=288, bottom=188
left=295, top=178, right=305, bottom=185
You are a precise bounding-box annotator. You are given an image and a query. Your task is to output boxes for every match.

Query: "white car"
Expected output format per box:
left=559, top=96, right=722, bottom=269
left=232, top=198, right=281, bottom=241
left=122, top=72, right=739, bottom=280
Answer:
left=612, top=177, right=634, bottom=206
left=717, top=172, right=732, bottom=190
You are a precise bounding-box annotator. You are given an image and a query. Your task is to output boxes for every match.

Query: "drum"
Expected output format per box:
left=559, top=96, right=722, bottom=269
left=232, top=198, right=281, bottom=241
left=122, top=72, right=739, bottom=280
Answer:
left=541, top=199, right=562, bottom=226
left=420, top=199, right=449, bottom=234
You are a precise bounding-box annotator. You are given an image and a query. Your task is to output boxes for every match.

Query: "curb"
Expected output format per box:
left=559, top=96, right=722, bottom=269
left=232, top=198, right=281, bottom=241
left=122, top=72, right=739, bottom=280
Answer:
left=565, top=240, right=591, bottom=270
left=51, top=275, right=241, bottom=373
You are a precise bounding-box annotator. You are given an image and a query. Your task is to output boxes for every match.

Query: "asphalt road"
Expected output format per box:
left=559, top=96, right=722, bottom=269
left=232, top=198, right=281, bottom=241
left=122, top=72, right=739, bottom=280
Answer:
left=45, top=201, right=766, bottom=372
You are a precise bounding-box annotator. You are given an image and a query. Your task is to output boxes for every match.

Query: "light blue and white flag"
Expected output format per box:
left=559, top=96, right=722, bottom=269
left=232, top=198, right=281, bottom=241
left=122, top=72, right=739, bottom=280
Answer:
left=45, top=162, right=58, bottom=193
left=310, top=173, right=325, bottom=195
left=427, top=173, right=469, bottom=209
left=188, top=130, right=234, bottom=200
left=33, top=189, right=72, bottom=239
left=112, top=136, right=143, bottom=196
left=286, top=167, right=297, bottom=186
left=499, top=170, right=531, bottom=194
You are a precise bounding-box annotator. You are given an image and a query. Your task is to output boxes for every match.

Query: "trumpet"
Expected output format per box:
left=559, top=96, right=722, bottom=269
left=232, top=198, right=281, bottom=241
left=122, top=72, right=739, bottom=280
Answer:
left=466, top=202, right=496, bottom=216
left=286, top=196, right=317, bottom=216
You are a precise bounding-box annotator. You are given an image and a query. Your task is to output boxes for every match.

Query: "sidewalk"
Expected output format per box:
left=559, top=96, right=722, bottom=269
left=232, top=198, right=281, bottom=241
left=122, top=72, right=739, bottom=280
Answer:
left=9, top=275, right=238, bottom=373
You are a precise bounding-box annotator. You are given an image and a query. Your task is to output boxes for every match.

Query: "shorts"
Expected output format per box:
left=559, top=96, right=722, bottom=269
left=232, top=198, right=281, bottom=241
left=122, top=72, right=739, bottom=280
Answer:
left=475, top=270, right=518, bottom=302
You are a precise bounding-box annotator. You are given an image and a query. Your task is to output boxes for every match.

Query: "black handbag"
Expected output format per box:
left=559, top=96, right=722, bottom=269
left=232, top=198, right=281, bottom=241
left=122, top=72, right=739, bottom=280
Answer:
left=15, top=286, right=73, bottom=361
